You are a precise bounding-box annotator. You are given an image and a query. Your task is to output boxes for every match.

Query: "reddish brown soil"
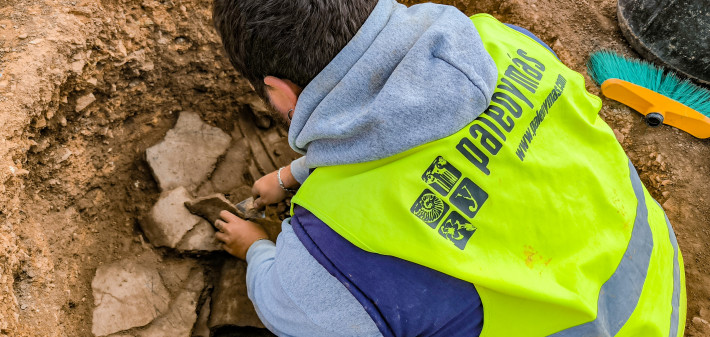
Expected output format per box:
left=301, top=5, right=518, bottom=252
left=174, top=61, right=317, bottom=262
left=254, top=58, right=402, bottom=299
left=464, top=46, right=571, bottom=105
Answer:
left=0, top=0, right=708, bottom=336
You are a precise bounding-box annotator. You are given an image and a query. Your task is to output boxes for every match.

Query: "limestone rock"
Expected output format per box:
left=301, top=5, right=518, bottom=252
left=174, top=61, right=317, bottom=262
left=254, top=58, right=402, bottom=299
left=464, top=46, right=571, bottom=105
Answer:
left=176, top=220, right=221, bottom=252
left=209, top=258, right=265, bottom=330
left=91, top=259, right=171, bottom=336
left=146, top=111, right=231, bottom=192
left=141, top=187, right=202, bottom=248
left=102, top=259, right=207, bottom=337
left=136, top=267, right=204, bottom=337
left=196, top=137, right=250, bottom=195
left=76, top=93, right=96, bottom=112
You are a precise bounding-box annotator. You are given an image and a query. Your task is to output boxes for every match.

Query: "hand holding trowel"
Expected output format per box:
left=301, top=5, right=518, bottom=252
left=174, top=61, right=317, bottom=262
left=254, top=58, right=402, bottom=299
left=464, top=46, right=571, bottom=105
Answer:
left=185, top=193, right=269, bottom=259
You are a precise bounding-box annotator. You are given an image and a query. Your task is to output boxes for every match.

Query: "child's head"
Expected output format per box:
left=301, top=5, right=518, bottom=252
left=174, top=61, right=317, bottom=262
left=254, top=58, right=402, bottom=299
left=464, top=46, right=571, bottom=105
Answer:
left=213, top=0, right=378, bottom=101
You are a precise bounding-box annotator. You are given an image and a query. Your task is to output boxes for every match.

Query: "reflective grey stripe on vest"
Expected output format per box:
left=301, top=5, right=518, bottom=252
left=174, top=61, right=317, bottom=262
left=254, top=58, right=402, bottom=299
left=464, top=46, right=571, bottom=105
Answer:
left=553, top=161, right=653, bottom=337
left=659, top=202, right=681, bottom=337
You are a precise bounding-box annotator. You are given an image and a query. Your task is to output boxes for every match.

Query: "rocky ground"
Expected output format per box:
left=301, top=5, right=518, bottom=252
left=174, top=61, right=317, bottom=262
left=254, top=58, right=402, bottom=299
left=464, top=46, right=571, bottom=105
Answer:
left=0, top=0, right=708, bottom=336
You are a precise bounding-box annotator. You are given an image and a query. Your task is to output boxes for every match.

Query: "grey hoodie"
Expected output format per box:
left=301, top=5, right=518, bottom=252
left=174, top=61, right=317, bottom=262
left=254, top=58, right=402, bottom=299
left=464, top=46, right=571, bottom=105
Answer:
left=289, top=0, right=497, bottom=172
left=247, top=0, right=498, bottom=335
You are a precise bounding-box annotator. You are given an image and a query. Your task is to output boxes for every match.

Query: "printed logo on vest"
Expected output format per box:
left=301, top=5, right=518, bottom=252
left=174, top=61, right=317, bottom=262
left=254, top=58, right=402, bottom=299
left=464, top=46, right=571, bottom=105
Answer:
left=438, top=211, right=477, bottom=250
left=410, top=189, right=450, bottom=228
left=449, top=178, right=488, bottom=219
left=422, top=156, right=462, bottom=195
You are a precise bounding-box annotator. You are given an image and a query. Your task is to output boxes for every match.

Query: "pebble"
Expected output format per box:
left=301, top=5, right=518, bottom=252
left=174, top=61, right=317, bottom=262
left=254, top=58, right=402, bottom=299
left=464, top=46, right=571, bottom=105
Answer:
left=75, top=93, right=96, bottom=112
left=693, top=316, right=710, bottom=326
left=18, top=33, right=28, bottom=39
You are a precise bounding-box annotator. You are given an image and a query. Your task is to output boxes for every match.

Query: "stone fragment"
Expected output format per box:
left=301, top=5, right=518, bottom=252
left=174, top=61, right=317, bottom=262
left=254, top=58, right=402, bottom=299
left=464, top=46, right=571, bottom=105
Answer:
left=694, top=316, right=710, bottom=326
left=76, top=93, right=96, bottom=112
left=136, top=267, right=204, bottom=337
left=196, top=137, right=250, bottom=195
left=184, top=193, right=238, bottom=225
left=146, top=112, right=231, bottom=192
left=176, top=220, right=221, bottom=252
left=142, top=187, right=201, bottom=248
left=91, top=259, right=171, bottom=336
left=209, top=258, right=265, bottom=330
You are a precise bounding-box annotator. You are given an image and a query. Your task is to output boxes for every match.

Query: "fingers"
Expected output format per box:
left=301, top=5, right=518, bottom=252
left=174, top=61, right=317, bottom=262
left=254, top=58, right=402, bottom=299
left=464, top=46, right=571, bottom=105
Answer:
left=215, top=231, right=228, bottom=243
left=251, top=183, right=261, bottom=200
left=219, top=210, right=242, bottom=223
left=214, top=219, right=224, bottom=232
left=253, top=197, right=263, bottom=210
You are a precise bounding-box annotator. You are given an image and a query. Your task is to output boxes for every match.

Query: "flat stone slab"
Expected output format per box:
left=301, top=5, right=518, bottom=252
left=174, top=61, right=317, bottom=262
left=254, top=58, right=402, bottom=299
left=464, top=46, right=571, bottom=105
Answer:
left=141, top=187, right=202, bottom=248
left=176, top=220, right=221, bottom=252
left=92, top=259, right=171, bottom=336
left=196, top=137, right=250, bottom=196
left=135, top=267, right=204, bottom=337
left=102, top=259, right=207, bottom=337
left=209, top=258, right=265, bottom=330
left=146, top=111, right=231, bottom=192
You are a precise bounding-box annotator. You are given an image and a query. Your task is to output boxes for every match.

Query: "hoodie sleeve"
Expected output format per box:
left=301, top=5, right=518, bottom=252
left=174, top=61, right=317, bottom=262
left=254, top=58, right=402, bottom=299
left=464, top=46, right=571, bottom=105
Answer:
left=245, top=220, right=381, bottom=337
left=290, top=156, right=310, bottom=184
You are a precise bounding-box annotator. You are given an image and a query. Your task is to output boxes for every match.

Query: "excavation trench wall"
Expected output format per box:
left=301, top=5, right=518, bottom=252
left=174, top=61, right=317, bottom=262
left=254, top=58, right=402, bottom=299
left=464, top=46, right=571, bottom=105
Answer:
left=0, top=0, right=289, bottom=335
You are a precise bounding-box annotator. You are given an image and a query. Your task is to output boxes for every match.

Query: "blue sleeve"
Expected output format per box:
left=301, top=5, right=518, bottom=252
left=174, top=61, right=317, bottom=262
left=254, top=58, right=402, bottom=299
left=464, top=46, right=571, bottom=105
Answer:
left=504, top=24, right=559, bottom=59
left=245, top=220, right=381, bottom=337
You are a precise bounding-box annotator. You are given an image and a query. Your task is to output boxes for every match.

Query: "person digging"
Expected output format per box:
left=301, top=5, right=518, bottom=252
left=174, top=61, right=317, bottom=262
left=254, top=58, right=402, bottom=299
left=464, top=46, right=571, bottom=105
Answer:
left=211, top=0, right=686, bottom=336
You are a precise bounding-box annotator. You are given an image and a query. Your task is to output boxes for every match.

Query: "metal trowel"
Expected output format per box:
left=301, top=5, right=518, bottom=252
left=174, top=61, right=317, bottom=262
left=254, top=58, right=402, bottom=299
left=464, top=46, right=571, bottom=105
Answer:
left=234, top=197, right=266, bottom=220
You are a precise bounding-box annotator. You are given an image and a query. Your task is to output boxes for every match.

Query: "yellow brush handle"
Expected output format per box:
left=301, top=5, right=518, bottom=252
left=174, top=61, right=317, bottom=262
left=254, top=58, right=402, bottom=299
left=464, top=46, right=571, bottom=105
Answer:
left=601, top=78, right=710, bottom=139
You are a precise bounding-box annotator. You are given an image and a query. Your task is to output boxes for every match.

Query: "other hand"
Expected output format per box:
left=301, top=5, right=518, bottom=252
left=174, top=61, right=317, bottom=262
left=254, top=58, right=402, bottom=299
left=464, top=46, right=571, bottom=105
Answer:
left=215, top=210, right=269, bottom=259
left=252, top=165, right=298, bottom=209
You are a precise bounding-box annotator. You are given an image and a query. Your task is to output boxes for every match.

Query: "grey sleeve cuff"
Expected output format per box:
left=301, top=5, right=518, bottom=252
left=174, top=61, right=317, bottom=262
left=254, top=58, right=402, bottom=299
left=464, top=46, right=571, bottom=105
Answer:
left=245, top=239, right=276, bottom=264
left=290, top=156, right=311, bottom=184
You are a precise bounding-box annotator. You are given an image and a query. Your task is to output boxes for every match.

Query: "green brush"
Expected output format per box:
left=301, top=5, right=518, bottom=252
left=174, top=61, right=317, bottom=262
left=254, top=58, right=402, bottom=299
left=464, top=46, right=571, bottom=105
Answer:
left=587, top=50, right=710, bottom=138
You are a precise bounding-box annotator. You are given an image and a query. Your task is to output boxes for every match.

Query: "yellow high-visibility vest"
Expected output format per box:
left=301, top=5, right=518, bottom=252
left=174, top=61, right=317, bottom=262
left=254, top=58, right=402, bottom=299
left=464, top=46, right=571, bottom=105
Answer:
left=292, top=14, right=685, bottom=336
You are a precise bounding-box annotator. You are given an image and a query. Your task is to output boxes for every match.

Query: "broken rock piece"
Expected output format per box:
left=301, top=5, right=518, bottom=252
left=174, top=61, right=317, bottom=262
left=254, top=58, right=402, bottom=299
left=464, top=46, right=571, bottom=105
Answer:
left=141, top=187, right=202, bottom=248
left=176, top=220, right=221, bottom=252
left=135, top=267, right=205, bottom=337
left=184, top=193, right=239, bottom=225
left=196, top=137, right=251, bottom=195
left=146, top=111, right=231, bottom=192
left=91, top=259, right=171, bottom=336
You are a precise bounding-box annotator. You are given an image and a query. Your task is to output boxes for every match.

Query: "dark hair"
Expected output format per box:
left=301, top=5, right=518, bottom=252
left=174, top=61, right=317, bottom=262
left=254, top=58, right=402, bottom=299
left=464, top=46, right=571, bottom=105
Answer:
left=213, top=0, right=378, bottom=99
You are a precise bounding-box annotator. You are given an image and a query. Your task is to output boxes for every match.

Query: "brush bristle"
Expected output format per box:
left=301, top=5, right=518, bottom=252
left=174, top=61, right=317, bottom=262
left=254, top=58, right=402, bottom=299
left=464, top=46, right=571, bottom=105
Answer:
left=587, top=50, right=710, bottom=117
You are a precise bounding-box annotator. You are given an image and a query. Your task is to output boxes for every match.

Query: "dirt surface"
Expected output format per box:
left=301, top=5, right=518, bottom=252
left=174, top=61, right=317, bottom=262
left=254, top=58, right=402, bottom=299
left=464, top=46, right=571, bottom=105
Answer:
left=0, top=0, right=708, bottom=336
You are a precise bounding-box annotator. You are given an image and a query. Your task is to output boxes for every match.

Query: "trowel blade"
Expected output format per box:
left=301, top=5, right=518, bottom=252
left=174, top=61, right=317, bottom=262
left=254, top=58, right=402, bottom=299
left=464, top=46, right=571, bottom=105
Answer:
left=235, top=197, right=266, bottom=220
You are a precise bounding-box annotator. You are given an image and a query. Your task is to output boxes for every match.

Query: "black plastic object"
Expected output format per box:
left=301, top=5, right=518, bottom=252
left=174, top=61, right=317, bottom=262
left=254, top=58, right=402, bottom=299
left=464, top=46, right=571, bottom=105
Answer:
left=617, top=0, right=710, bottom=86
left=645, top=112, right=665, bottom=127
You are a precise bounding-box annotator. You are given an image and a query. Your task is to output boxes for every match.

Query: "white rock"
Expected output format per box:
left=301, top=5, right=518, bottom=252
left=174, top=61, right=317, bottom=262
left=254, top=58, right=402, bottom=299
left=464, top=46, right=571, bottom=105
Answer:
left=141, top=187, right=201, bottom=248
left=146, top=112, right=231, bottom=192
left=91, top=259, right=171, bottom=336
left=75, top=93, right=95, bottom=112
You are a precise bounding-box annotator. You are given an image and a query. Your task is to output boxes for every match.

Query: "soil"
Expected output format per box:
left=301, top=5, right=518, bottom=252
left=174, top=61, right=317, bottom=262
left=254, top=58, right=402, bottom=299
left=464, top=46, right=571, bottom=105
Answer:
left=0, top=0, right=708, bottom=336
